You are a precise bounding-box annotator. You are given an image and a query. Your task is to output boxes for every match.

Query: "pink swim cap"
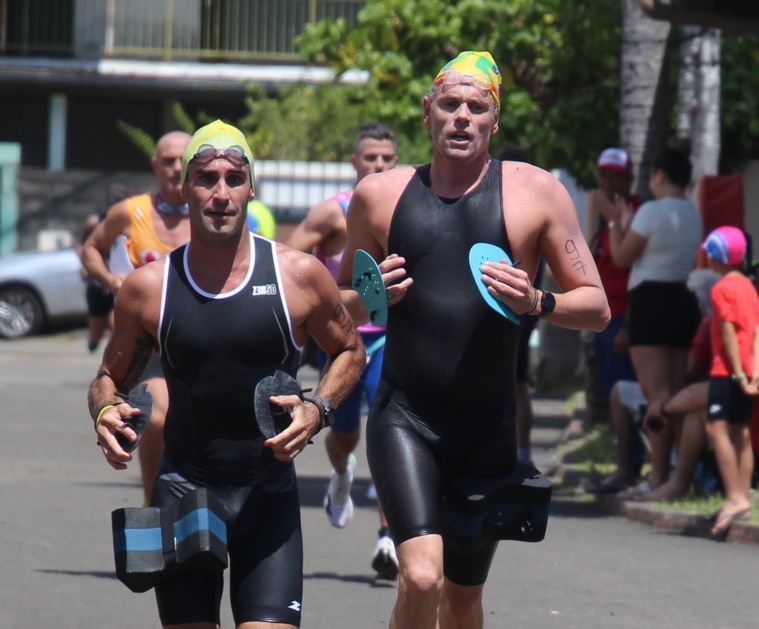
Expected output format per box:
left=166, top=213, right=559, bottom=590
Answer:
left=702, top=226, right=746, bottom=265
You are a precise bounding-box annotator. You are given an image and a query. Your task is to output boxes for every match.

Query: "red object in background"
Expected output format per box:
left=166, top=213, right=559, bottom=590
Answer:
left=698, top=175, right=745, bottom=268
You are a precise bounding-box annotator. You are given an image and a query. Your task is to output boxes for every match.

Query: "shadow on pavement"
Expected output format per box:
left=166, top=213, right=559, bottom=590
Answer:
left=548, top=495, right=609, bottom=519
left=36, top=568, right=118, bottom=581
left=304, top=571, right=396, bottom=588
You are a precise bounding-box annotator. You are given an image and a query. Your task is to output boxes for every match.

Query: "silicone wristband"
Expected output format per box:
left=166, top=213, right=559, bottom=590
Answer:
left=94, top=403, right=122, bottom=428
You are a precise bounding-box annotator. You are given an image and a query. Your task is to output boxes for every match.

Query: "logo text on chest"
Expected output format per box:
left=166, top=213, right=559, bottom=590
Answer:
left=252, top=284, right=277, bottom=296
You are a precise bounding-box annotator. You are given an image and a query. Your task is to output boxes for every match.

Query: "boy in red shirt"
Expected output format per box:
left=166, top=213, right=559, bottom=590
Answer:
left=702, top=226, right=759, bottom=536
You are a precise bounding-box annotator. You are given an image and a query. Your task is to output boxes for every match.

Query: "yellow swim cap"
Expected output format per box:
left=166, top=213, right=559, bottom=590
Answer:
left=181, top=120, right=255, bottom=187
left=433, top=51, right=502, bottom=111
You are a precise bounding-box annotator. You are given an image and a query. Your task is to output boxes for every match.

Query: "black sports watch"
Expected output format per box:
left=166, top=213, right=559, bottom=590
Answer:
left=312, top=395, right=336, bottom=429
left=536, top=290, right=556, bottom=319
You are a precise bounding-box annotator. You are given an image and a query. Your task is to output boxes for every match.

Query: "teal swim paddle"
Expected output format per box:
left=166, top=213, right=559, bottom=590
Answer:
left=352, top=249, right=388, bottom=326
left=468, top=243, right=520, bottom=324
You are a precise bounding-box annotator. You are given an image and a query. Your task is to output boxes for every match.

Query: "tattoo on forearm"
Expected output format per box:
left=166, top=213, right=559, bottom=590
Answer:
left=565, top=239, right=588, bottom=275
left=334, top=303, right=354, bottom=334
left=121, top=338, right=153, bottom=392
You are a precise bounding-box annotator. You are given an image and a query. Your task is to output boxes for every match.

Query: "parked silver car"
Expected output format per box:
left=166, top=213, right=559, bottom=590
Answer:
left=0, top=248, right=87, bottom=339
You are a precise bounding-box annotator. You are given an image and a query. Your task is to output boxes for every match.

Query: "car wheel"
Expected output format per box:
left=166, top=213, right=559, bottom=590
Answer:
left=0, top=286, right=45, bottom=339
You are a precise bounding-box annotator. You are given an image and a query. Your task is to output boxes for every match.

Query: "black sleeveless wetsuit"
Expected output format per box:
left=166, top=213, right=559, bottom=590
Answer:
left=366, top=159, right=522, bottom=585
left=151, top=233, right=304, bottom=626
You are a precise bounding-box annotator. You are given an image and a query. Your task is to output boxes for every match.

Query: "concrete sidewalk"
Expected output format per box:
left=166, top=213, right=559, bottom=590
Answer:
left=550, top=391, right=759, bottom=546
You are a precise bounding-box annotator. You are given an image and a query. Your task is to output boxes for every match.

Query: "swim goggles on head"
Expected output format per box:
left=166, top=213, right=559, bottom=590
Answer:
left=189, top=144, right=249, bottom=170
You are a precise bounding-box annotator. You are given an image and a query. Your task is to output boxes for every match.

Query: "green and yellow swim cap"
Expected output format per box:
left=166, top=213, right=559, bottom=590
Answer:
left=433, top=51, right=502, bottom=111
left=181, top=120, right=255, bottom=187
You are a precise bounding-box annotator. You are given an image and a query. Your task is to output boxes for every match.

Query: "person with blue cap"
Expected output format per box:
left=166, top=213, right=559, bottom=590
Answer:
left=88, top=120, right=365, bottom=628
left=336, top=52, right=610, bottom=627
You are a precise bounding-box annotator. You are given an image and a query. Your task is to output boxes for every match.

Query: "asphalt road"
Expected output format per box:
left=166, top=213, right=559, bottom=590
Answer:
left=1, top=331, right=758, bottom=628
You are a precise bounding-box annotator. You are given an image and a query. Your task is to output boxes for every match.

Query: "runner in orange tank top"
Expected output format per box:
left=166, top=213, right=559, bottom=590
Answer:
left=81, top=131, right=192, bottom=505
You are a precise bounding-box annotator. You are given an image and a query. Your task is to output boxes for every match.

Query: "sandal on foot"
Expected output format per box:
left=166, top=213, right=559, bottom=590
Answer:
left=617, top=480, right=651, bottom=501
left=587, top=479, right=632, bottom=494
left=710, top=508, right=751, bottom=539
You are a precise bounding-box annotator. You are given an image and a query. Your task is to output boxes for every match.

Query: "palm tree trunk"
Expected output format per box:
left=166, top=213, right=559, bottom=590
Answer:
left=677, top=25, right=721, bottom=202
left=620, top=0, right=671, bottom=201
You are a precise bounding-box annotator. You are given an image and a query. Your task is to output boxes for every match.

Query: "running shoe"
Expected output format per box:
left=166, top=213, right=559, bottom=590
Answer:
left=371, top=534, right=399, bottom=581
left=324, top=454, right=356, bottom=528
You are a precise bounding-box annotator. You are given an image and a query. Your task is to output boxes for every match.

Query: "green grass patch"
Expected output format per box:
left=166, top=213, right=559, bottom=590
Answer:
left=647, top=493, right=758, bottom=523
left=566, top=420, right=758, bottom=521
left=647, top=492, right=723, bottom=516
left=560, top=423, right=652, bottom=478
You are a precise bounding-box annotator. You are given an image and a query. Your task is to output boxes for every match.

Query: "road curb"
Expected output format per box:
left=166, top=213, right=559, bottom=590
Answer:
left=554, top=398, right=759, bottom=546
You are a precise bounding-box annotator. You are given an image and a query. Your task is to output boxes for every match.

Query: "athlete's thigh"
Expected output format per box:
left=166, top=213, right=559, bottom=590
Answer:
left=366, top=392, right=444, bottom=545
left=443, top=537, right=499, bottom=587
left=154, top=570, right=224, bottom=627
left=229, top=488, right=304, bottom=627
left=151, top=478, right=224, bottom=626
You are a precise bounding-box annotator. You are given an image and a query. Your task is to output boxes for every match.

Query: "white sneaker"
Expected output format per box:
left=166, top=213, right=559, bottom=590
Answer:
left=371, top=535, right=399, bottom=580
left=324, top=454, right=356, bottom=528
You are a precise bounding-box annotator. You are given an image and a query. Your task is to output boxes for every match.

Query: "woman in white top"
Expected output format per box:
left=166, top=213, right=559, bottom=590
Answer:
left=603, top=147, right=703, bottom=497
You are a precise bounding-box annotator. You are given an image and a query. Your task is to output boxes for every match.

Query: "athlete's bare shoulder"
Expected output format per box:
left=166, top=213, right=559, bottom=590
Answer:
left=502, top=160, right=574, bottom=215
left=275, top=242, right=334, bottom=290
left=120, top=258, right=165, bottom=301
left=274, top=242, right=343, bottom=332
left=357, top=166, right=416, bottom=196
left=501, top=159, right=551, bottom=184
left=353, top=166, right=416, bottom=221
left=113, top=257, right=166, bottom=335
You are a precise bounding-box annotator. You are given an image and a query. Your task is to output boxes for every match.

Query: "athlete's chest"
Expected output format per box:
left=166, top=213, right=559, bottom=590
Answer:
left=162, top=280, right=289, bottom=366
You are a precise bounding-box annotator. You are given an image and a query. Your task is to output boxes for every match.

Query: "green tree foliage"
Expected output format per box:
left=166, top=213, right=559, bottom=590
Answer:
left=239, top=84, right=380, bottom=161
left=721, top=34, right=759, bottom=173
left=117, top=3, right=759, bottom=188
left=116, top=120, right=157, bottom=160
left=290, top=0, right=624, bottom=186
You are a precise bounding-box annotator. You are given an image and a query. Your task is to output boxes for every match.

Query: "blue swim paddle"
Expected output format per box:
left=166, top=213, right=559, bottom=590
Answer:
left=468, top=243, right=520, bottom=324
left=352, top=249, right=388, bottom=326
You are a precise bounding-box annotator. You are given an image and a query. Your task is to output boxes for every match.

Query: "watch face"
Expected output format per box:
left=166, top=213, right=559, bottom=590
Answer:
left=314, top=396, right=336, bottom=426
left=542, top=291, right=556, bottom=315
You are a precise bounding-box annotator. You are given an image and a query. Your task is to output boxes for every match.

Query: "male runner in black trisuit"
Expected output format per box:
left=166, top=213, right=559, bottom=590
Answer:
left=337, top=52, right=610, bottom=628
left=88, top=120, right=365, bottom=628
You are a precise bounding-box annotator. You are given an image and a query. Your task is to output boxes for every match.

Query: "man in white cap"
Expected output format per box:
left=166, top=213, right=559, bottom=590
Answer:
left=586, top=147, right=642, bottom=492
left=88, top=120, right=365, bottom=627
